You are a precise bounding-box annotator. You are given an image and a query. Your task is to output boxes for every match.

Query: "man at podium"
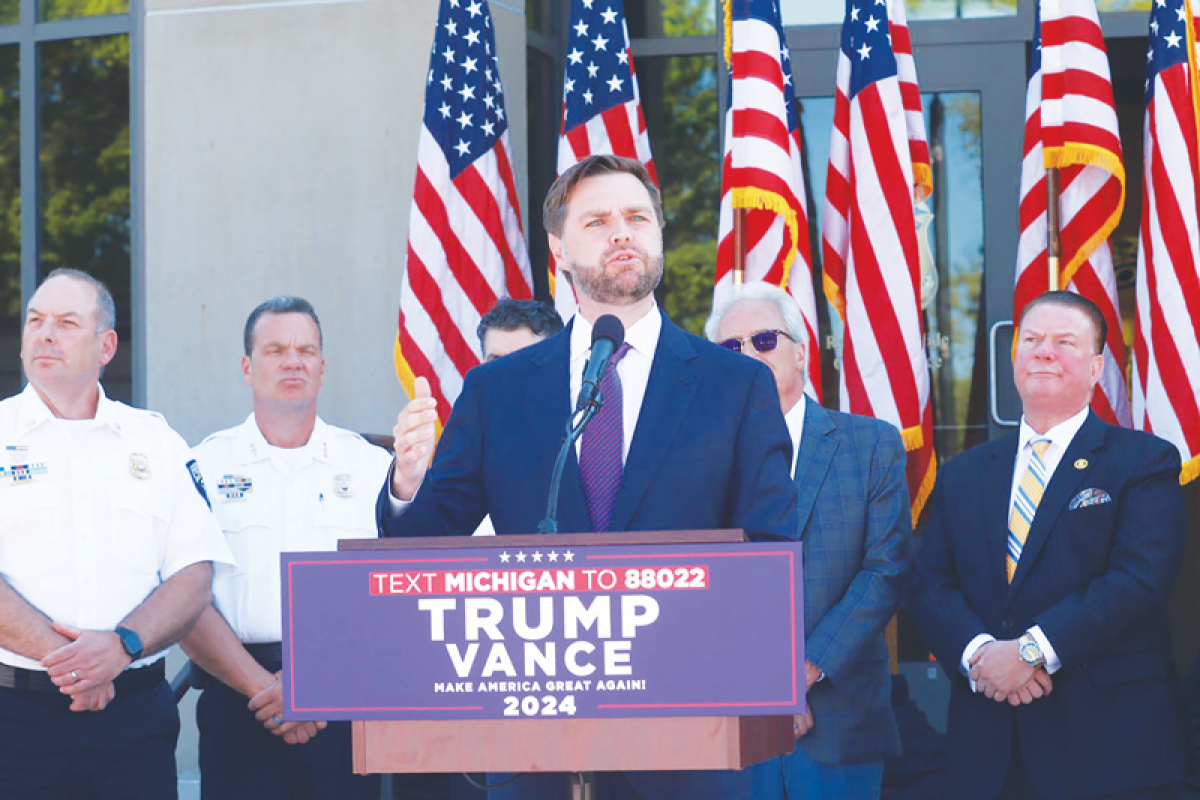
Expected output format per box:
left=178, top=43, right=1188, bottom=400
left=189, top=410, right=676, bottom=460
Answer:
left=378, top=154, right=798, bottom=799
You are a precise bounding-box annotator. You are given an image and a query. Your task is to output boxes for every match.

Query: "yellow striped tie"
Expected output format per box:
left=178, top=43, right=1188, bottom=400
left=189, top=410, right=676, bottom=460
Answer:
left=1007, top=439, right=1052, bottom=583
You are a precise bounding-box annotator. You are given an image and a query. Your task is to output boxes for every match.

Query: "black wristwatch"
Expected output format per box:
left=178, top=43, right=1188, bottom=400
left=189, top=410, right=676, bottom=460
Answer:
left=114, top=626, right=144, bottom=661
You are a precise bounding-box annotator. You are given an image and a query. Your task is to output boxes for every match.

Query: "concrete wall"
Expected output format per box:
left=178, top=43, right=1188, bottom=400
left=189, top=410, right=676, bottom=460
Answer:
left=141, top=0, right=527, bottom=786
left=143, top=0, right=528, bottom=445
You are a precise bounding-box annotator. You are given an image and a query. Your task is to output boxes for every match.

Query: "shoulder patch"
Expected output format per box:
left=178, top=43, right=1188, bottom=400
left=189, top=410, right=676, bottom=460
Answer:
left=187, top=459, right=212, bottom=511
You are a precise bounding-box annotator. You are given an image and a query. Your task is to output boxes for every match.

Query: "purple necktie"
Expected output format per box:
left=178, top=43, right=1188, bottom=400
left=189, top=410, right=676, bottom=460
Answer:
left=579, top=343, right=632, bottom=533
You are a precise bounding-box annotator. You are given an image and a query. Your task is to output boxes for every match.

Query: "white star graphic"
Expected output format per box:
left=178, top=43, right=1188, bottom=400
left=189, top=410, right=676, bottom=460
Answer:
left=1156, top=0, right=1166, bottom=7
left=574, top=20, right=589, bottom=37
left=583, top=90, right=594, bottom=104
left=483, top=94, right=495, bottom=108
left=1151, top=19, right=1159, bottom=34
left=582, top=0, right=593, bottom=7
left=568, top=48, right=584, bottom=65
left=449, top=0, right=459, bottom=5
left=563, top=551, right=575, bottom=562
left=438, top=102, right=451, bottom=118
left=850, top=5, right=859, bottom=21
left=1148, top=47, right=1155, bottom=62
left=457, top=111, right=473, bottom=128
left=458, top=83, right=476, bottom=101
left=532, top=551, right=543, bottom=562
left=499, top=552, right=511, bottom=563
left=485, top=67, right=492, bottom=80
left=444, top=19, right=457, bottom=36
left=1166, top=30, right=1182, bottom=48
left=463, top=57, right=478, bottom=74
left=1179, top=6, right=1187, bottom=21
left=593, top=34, right=609, bottom=51
left=587, top=62, right=599, bottom=78
left=601, top=7, right=618, bottom=24
left=443, top=46, right=456, bottom=64
left=496, top=107, right=505, bottom=120
left=875, top=0, right=885, bottom=5
left=454, top=140, right=470, bottom=157
left=482, top=120, right=495, bottom=137
left=464, top=28, right=480, bottom=46
left=607, top=74, right=623, bottom=92
left=548, top=551, right=560, bottom=562
left=617, top=50, right=628, bottom=65
left=858, top=43, right=871, bottom=60
left=466, top=0, right=482, bottom=17
left=427, top=69, right=434, bottom=83
left=865, top=15, right=880, bottom=32
left=441, top=75, right=453, bottom=91
left=783, top=72, right=792, bottom=86
left=516, top=551, right=527, bottom=563
left=564, top=78, right=575, bottom=94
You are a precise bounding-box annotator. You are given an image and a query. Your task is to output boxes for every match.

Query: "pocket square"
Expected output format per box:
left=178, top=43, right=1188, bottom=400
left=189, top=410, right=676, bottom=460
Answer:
left=1070, top=488, right=1111, bottom=510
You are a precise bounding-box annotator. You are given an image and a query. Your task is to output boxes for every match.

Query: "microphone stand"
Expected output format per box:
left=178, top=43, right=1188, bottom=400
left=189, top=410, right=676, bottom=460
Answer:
left=537, top=384, right=608, bottom=535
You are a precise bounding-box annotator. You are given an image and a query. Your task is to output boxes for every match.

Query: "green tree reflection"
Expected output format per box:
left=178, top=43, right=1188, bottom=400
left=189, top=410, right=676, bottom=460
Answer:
left=39, top=35, right=130, bottom=316
left=643, top=0, right=722, bottom=335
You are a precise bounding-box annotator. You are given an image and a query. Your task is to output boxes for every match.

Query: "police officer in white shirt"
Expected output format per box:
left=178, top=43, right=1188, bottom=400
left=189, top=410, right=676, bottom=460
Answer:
left=0, top=269, right=234, bottom=799
left=182, top=296, right=393, bottom=800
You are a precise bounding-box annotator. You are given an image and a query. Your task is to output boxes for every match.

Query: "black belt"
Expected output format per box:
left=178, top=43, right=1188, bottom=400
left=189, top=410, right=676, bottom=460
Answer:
left=192, top=641, right=283, bottom=691
left=0, top=660, right=166, bottom=695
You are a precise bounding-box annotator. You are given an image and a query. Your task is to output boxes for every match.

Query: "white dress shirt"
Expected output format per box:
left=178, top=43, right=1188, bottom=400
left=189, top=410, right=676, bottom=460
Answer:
left=192, top=414, right=392, bottom=643
left=960, top=407, right=1090, bottom=685
left=784, top=395, right=807, bottom=478
left=0, top=385, right=235, bottom=670
left=389, top=304, right=665, bottom=529
left=568, top=306, right=661, bottom=461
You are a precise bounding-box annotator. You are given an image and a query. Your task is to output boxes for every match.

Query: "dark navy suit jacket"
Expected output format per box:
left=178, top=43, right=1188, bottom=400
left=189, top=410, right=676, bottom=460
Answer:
left=910, top=412, right=1188, bottom=799
left=377, top=310, right=798, bottom=799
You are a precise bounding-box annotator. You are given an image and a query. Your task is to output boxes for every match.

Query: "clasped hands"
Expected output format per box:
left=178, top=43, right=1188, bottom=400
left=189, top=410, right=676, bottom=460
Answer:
left=969, top=639, right=1054, bottom=706
left=249, top=671, right=328, bottom=745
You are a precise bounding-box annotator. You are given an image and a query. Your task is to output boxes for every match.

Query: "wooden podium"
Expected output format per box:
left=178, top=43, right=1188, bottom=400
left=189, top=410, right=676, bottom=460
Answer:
left=336, top=530, right=797, bottom=784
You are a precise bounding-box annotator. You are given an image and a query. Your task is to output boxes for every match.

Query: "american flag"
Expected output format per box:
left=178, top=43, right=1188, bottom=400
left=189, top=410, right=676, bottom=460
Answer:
left=1014, top=0, right=1130, bottom=427
left=553, top=0, right=655, bottom=320
left=823, top=0, right=936, bottom=520
left=714, top=0, right=821, bottom=401
left=1133, top=0, right=1200, bottom=484
left=396, top=0, right=533, bottom=424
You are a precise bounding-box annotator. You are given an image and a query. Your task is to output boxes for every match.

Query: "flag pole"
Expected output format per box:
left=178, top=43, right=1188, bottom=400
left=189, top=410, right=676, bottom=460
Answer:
left=1046, top=166, right=1062, bottom=291
left=732, top=208, right=747, bottom=289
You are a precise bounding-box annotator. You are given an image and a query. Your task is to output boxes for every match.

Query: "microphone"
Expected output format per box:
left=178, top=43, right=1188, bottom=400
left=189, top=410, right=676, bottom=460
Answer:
left=538, top=314, right=625, bottom=534
left=574, top=315, right=625, bottom=413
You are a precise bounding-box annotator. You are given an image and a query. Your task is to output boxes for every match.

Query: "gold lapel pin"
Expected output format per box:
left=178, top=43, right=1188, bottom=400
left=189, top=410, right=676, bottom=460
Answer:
left=1074, top=458, right=1088, bottom=470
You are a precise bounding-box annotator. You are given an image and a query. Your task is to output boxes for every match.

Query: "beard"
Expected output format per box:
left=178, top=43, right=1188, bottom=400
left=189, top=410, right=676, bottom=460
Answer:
left=563, top=242, right=665, bottom=306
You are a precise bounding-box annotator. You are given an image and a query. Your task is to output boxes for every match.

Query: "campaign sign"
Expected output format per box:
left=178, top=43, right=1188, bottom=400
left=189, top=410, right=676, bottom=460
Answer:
left=282, top=541, right=804, bottom=721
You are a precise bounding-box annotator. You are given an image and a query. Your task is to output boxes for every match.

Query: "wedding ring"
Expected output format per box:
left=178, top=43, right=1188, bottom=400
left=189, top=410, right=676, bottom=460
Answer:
left=71, top=671, right=79, bottom=683
left=272, top=714, right=282, bottom=726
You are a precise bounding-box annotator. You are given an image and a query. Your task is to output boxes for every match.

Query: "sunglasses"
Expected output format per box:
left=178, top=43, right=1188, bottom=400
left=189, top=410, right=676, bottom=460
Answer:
left=718, top=329, right=795, bottom=354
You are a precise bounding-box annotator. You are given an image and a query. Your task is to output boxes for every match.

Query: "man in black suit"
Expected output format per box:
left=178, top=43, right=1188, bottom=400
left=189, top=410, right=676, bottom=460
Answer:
left=379, top=154, right=797, bottom=799
left=910, top=291, right=1188, bottom=799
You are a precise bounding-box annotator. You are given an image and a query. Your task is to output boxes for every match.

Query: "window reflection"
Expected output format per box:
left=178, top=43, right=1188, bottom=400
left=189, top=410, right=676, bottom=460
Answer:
left=40, top=0, right=127, bottom=23
left=1095, top=0, right=1150, bottom=9
left=798, top=92, right=986, bottom=460
left=780, top=0, right=1016, bottom=26
left=0, top=0, right=17, bottom=26
left=626, top=0, right=718, bottom=39
left=39, top=36, right=131, bottom=403
left=636, top=54, right=721, bottom=335
left=0, top=46, right=17, bottom=399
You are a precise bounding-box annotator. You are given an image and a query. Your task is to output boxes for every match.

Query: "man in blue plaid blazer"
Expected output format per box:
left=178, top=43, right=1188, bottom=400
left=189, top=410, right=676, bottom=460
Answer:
left=707, top=283, right=913, bottom=799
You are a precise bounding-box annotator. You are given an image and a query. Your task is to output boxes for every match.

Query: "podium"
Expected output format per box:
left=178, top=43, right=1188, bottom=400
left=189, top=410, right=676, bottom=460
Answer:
left=314, top=529, right=800, bottom=789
